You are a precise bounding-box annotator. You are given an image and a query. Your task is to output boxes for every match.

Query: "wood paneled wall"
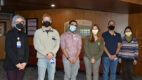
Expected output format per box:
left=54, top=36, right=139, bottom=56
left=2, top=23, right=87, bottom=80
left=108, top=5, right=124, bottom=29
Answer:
left=16, top=9, right=128, bottom=45
left=0, top=19, right=11, bottom=59
left=129, top=13, right=142, bottom=76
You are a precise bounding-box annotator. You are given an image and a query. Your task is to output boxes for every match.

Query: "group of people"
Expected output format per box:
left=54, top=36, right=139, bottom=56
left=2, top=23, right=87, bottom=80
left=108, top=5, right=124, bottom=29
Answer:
left=3, top=13, right=139, bottom=80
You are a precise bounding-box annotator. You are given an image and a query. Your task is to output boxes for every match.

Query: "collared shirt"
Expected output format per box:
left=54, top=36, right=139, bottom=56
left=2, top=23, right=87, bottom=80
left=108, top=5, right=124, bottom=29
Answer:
left=34, top=27, right=60, bottom=58
left=84, top=36, right=104, bottom=60
left=118, top=37, right=138, bottom=61
left=60, top=31, right=82, bottom=59
left=102, top=31, right=122, bottom=57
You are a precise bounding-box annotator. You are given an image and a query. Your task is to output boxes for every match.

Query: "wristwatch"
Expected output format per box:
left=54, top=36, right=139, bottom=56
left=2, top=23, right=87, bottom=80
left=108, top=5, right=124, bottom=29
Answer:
left=67, top=57, right=70, bottom=60
left=116, top=54, right=119, bottom=57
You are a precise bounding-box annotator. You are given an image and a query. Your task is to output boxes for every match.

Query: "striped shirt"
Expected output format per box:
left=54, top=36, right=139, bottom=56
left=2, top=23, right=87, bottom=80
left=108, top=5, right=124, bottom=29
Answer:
left=118, top=37, right=138, bottom=61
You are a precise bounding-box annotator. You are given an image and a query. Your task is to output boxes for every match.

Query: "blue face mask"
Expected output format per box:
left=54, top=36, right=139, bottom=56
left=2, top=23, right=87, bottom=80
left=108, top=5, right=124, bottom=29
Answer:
left=70, top=25, right=76, bottom=32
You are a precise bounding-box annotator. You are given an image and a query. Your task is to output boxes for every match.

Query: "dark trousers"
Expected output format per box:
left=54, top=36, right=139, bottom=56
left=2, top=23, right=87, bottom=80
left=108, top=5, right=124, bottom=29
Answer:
left=6, top=69, right=24, bottom=80
left=122, top=60, right=134, bottom=80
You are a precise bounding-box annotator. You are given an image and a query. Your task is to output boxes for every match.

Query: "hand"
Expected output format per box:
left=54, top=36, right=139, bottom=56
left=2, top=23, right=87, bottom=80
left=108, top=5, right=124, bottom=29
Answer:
left=72, top=57, right=78, bottom=64
left=118, top=58, right=121, bottom=63
left=21, top=62, right=27, bottom=69
left=133, top=60, right=137, bottom=65
left=108, top=55, right=113, bottom=60
left=91, top=58, right=95, bottom=63
left=46, top=53, right=53, bottom=60
left=16, top=63, right=23, bottom=70
left=68, top=58, right=73, bottom=63
left=109, top=55, right=116, bottom=60
left=111, top=55, right=117, bottom=60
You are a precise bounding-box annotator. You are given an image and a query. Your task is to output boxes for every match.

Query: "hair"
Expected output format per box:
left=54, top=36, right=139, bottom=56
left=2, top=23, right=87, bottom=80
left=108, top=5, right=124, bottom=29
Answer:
left=108, top=20, right=115, bottom=25
left=89, top=24, right=104, bottom=43
left=124, top=26, right=132, bottom=33
left=66, top=20, right=78, bottom=32
left=42, top=13, right=52, bottom=20
left=11, top=14, right=26, bottom=27
left=69, top=20, right=78, bottom=25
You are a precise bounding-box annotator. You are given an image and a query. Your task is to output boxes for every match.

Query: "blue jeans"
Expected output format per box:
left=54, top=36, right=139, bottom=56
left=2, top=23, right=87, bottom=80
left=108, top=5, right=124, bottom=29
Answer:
left=37, top=58, right=56, bottom=80
left=102, top=57, right=118, bottom=80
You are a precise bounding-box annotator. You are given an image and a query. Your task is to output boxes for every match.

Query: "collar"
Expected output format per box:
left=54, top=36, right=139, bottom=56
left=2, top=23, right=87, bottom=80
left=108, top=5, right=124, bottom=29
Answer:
left=67, top=31, right=77, bottom=34
left=124, top=36, right=133, bottom=43
left=13, top=27, right=24, bottom=33
left=107, top=31, right=117, bottom=36
left=42, top=26, right=53, bottom=32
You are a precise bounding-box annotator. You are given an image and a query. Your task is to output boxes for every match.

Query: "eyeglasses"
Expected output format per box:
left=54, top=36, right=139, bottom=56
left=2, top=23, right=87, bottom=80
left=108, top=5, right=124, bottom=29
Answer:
left=71, top=24, right=77, bottom=26
left=15, top=21, right=24, bottom=24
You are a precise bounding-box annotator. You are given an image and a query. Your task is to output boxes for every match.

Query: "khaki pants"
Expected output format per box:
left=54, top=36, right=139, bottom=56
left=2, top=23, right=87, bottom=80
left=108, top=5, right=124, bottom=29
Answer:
left=63, top=57, right=80, bottom=80
left=84, top=56, right=101, bottom=80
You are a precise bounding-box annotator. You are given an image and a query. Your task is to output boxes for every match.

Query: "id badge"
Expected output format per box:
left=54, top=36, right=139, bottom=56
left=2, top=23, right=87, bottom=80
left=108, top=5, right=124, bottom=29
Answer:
left=17, top=41, right=21, bottom=48
left=52, top=37, right=57, bottom=43
left=50, top=58, right=55, bottom=64
left=113, top=57, right=118, bottom=61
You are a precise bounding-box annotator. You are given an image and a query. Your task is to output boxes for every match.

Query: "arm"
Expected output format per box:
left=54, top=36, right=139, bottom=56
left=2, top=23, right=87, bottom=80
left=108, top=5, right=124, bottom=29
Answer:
left=114, top=34, right=122, bottom=56
left=94, top=42, right=104, bottom=60
left=75, top=35, right=82, bottom=59
left=102, top=33, right=111, bottom=58
left=75, top=49, right=81, bottom=60
left=51, top=31, right=60, bottom=56
left=133, top=40, right=139, bottom=65
left=5, top=32, right=19, bottom=66
left=61, top=48, right=70, bottom=58
left=60, top=34, right=70, bottom=58
left=19, top=36, right=29, bottom=70
left=134, top=41, right=139, bottom=60
left=115, top=42, right=122, bottom=55
left=104, top=43, right=111, bottom=58
left=24, top=35, right=29, bottom=63
left=72, top=35, right=82, bottom=63
left=33, top=31, right=49, bottom=56
left=84, top=37, right=92, bottom=60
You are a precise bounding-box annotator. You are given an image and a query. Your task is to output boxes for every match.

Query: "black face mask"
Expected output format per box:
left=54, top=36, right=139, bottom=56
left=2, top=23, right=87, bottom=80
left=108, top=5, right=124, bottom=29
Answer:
left=43, top=21, right=51, bottom=27
left=16, top=23, right=24, bottom=30
left=108, top=25, right=115, bottom=30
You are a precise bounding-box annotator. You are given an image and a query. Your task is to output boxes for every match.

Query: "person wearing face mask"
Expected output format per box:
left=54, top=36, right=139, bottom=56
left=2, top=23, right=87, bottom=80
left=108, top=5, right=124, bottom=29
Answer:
left=118, top=26, right=138, bottom=80
left=102, top=20, right=122, bottom=80
left=34, top=14, right=60, bottom=80
left=84, top=24, right=104, bottom=80
left=61, top=20, right=82, bottom=80
left=3, top=15, right=29, bottom=80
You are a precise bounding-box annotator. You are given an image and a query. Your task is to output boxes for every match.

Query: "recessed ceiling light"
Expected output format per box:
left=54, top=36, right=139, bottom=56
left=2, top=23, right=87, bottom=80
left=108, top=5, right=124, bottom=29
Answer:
left=51, top=4, right=55, bottom=8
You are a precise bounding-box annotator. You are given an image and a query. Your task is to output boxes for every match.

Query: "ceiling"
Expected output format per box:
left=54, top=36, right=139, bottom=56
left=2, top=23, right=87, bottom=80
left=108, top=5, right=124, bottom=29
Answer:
left=1, top=0, right=142, bottom=14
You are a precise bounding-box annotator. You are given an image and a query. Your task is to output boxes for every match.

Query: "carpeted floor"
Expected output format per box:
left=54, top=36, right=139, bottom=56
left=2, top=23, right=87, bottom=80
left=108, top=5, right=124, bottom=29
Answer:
left=0, top=61, right=142, bottom=80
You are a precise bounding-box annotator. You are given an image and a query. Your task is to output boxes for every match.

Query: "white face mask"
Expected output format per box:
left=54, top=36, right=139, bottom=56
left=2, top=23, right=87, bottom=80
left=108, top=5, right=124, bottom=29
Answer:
left=92, top=30, right=99, bottom=35
left=125, top=32, right=132, bottom=37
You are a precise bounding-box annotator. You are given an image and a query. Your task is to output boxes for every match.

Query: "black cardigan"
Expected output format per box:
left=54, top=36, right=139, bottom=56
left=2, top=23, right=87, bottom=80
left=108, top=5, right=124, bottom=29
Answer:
left=3, top=28, right=29, bottom=70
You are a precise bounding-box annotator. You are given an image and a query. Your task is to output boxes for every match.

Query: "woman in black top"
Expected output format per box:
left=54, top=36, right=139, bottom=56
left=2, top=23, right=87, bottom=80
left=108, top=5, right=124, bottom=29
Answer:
left=3, top=15, right=29, bottom=80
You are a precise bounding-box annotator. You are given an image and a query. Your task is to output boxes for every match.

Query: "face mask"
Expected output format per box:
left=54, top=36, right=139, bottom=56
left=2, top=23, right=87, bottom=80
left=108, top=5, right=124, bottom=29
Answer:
left=16, top=23, right=24, bottom=30
left=125, top=32, right=132, bottom=37
left=70, top=25, right=77, bottom=32
left=43, top=21, right=51, bottom=27
left=92, top=30, right=98, bottom=35
left=108, top=25, right=115, bottom=30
